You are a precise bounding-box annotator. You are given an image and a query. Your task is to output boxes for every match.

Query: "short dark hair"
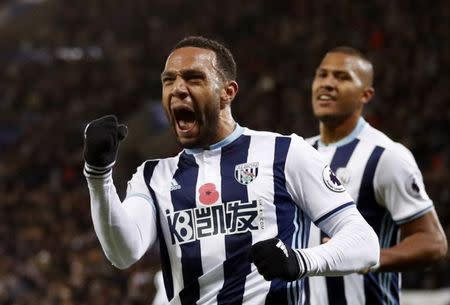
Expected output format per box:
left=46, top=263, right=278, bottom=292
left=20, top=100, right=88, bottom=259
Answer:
left=327, top=46, right=374, bottom=85
left=172, top=36, right=237, bottom=81
left=328, top=46, right=371, bottom=64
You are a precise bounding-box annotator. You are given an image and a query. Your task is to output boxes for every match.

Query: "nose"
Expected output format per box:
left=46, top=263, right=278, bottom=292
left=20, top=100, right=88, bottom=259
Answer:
left=171, top=77, right=189, bottom=100
left=320, top=75, right=337, bottom=91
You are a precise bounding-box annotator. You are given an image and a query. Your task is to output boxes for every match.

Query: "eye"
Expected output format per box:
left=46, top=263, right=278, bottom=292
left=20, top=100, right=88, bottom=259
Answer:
left=335, top=72, right=351, bottom=81
left=316, top=71, right=327, bottom=78
left=162, top=76, right=175, bottom=85
left=186, top=74, right=205, bottom=84
left=187, top=77, right=203, bottom=84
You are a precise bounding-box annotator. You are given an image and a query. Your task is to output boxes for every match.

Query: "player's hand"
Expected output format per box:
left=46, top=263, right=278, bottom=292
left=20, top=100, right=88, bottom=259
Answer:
left=83, top=115, right=128, bottom=168
left=248, top=238, right=302, bottom=281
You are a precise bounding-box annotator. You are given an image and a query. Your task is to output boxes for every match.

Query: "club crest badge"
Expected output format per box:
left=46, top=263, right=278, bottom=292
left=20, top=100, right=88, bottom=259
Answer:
left=235, top=162, right=259, bottom=185
left=322, top=165, right=346, bottom=192
left=335, top=167, right=351, bottom=186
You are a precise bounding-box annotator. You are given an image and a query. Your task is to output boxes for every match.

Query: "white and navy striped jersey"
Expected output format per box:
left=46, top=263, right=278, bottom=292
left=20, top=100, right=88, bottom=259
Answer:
left=305, top=118, right=434, bottom=305
left=125, top=125, right=357, bottom=305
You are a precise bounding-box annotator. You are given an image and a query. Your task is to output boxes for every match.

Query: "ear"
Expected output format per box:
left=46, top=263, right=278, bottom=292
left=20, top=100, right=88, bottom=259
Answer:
left=361, top=87, right=375, bottom=105
left=220, top=81, right=239, bottom=109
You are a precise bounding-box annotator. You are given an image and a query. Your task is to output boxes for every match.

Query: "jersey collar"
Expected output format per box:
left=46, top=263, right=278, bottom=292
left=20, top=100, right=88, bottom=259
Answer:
left=318, top=117, right=366, bottom=148
left=184, top=124, right=244, bottom=155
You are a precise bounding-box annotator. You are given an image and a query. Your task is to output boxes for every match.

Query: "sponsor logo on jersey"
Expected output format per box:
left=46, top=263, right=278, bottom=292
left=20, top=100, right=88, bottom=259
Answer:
left=166, top=199, right=264, bottom=245
left=322, top=165, right=345, bottom=192
left=234, top=162, right=259, bottom=185
left=170, top=179, right=181, bottom=191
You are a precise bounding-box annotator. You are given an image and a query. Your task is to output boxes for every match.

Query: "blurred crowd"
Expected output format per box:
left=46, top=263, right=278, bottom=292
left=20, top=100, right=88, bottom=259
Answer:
left=0, top=0, right=449, bottom=304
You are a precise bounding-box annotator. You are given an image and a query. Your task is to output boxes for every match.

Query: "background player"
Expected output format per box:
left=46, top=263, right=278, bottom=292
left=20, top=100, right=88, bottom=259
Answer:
left=306, top=46, right=448, bottom=305
left=83, top=37, right=379, bottom=304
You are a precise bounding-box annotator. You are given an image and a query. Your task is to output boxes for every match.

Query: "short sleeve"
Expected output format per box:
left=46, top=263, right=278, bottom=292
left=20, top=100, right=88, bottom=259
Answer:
left=285, top=134, right=355, bottom=225
left=374, top=143, right=433, bottom=224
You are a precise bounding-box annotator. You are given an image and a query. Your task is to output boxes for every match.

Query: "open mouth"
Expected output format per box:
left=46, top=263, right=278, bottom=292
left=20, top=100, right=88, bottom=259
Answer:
left=172, top=105, right=197, bottom=132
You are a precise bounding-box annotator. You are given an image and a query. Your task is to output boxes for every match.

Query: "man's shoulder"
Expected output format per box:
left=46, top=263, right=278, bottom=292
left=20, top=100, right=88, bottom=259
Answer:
left=243, top=128, right=308, bottom=143
left=243, top=127, right=287, bottom=138
left=360, top=124, right=417, bottom=169
left=359, top=123, right=398, bottom=149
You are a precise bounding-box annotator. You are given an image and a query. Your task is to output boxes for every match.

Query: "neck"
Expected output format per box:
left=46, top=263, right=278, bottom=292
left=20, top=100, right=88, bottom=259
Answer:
left=319, top=114, right=361, bottom=145
left=208, top=107, right=236, bottom=147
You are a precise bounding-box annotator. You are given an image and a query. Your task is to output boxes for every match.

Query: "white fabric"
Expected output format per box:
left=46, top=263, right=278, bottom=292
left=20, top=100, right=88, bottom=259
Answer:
left=306, top=119, right=434, bottom=305
left=374, top=142, right=433, bottom=223
left=86, top=126, right=379, bottom=305
left=284, top=133, right=355, bottom=222
left=298, top=207, right=379, bottom=276
left=87, top=176, right=156, bottom=269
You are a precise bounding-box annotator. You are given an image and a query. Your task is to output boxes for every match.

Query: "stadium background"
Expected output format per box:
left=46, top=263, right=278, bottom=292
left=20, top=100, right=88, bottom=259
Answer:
left=0, top=0, right=448, bottom=304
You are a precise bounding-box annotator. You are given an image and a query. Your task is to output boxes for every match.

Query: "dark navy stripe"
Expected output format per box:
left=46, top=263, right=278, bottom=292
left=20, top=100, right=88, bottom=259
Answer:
left=143, top=160, right=175, bottom=301
left=171, top=153, right=203, bottom=305
left=364, top=273, right=385, bottom=305
left=304, top=277, right=310, bottom=305
left=302, top=212, right=311, bottom=305
left=357, top=146, right=385, bottom=234
left=329, top=139, right=359, bottom=172
left=302, top=212, right=311, bottom=249
left=266, top=137, right=298, bottom=305
left=314, top=202, right=354, bottom=226
left=288, top=206, right=304, bottom=305
left=321, top=138, right=359, bottom=305
left=217, top=135, right=252, bottom=305
left=297, top=208, right=309, bottom=304
left=365, top=272, right=400, bottom=305
left=379, top=215, right=400, bottom=305
left=390, top=273, right=400, bottom=305
left=355, top=146, right=391, bottom=305
left=312, top=140, right=319, bottom=150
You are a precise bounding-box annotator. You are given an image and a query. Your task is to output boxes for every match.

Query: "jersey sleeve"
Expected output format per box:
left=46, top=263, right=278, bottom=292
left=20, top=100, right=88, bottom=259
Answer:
left=284, top=134, right=355, bottom=225
left=374, top=143, right=433, bottom=224
left=86, top=161, right=158, bottom=269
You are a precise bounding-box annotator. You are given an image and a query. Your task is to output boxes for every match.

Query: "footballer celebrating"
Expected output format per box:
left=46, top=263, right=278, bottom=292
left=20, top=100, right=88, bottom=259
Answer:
left=83, top=37, right=379, bottom=305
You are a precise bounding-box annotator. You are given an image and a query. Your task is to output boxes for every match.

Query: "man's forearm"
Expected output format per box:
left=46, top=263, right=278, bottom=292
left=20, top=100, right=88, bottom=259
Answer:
left=378, top=210, right=448, bottom=272
left=378, top=233, right=446, bottom=272
left=300, top=208, right=379, bottom=277
left=87, top=174, right=155, bottom=269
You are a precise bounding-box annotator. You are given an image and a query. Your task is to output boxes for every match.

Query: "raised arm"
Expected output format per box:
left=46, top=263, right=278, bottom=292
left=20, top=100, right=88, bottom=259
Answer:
left=84, top=115, right=157, bottom=269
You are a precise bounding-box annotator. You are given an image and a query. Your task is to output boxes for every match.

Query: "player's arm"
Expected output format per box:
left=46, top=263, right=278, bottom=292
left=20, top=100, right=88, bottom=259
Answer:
left=84, top=115, right=157, bottom=269
left=370, top=144, right=447, bottom=272
left=249, top=135, right=379, bottom=281
left=376, top=209, right=447, bottom=272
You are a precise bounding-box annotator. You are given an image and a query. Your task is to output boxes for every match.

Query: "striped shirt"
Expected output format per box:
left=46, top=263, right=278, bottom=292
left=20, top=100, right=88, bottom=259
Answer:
left=306, top=118, right=434, bottom=305
left=126, top=125, right=356, bottom=305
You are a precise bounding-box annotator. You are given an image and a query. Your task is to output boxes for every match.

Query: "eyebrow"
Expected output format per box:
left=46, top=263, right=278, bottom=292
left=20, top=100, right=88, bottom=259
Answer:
left=316, top=68, right=352, bottom=76
left=161, top=69, right=207, bottom=80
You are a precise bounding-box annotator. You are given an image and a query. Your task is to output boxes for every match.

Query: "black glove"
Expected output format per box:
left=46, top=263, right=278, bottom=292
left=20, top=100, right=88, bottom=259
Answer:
left=83, top=115, right=127, bottom=168
left=248, top=238, right=304, bottom=281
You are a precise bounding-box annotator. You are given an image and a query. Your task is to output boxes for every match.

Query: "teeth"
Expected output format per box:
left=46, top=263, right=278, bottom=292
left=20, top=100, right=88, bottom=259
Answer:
left=318, top=94, right=333, bottom=100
